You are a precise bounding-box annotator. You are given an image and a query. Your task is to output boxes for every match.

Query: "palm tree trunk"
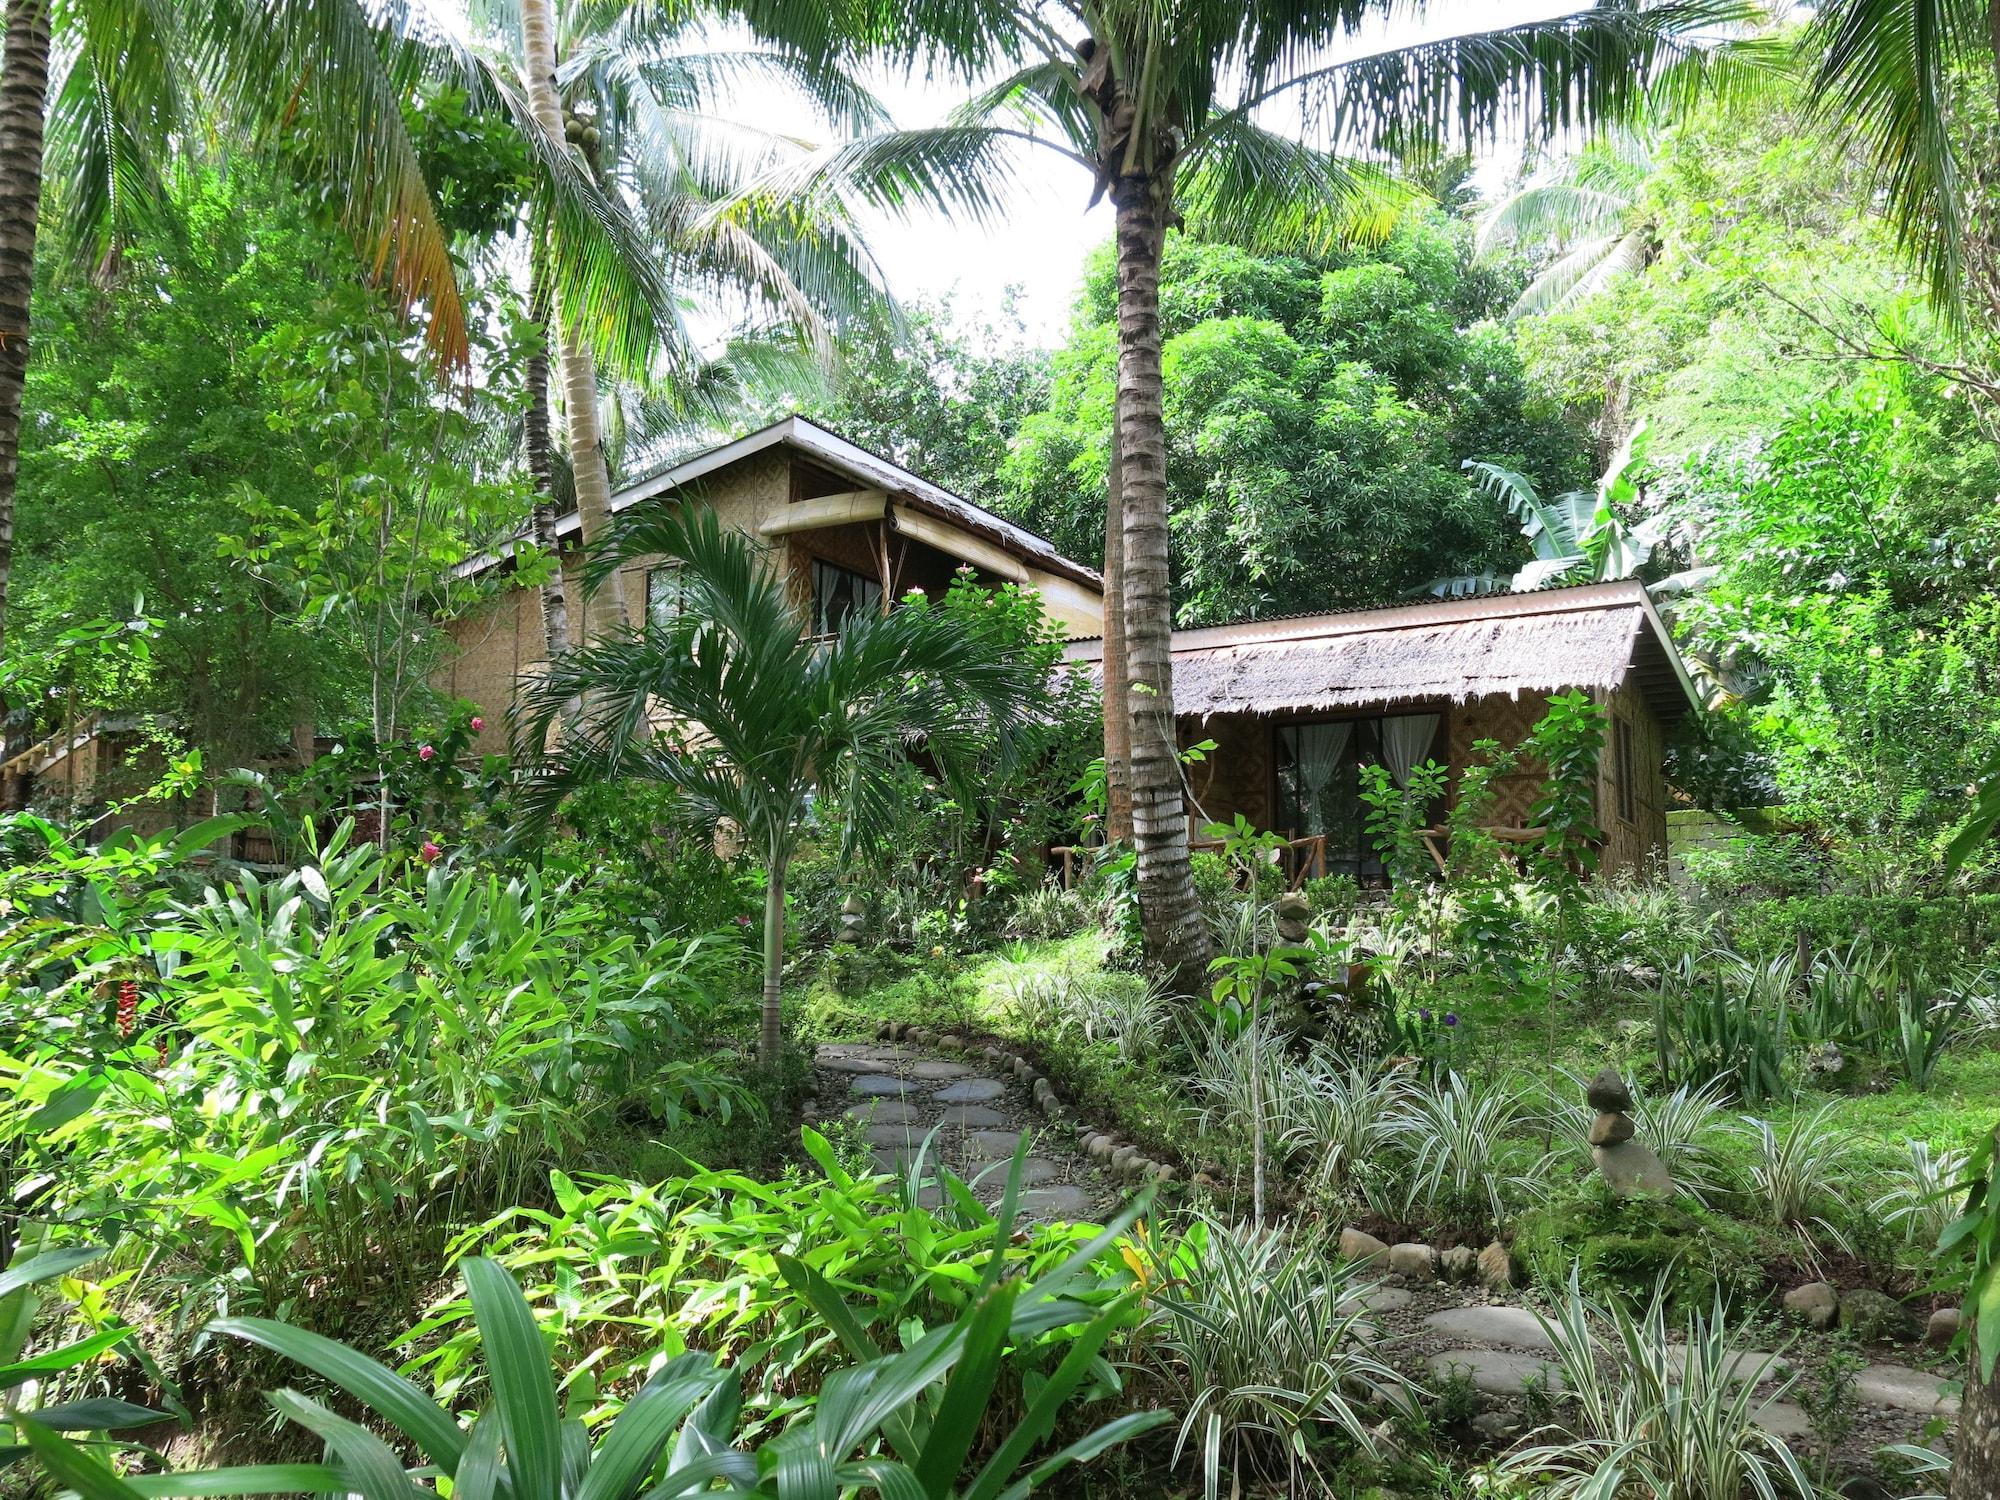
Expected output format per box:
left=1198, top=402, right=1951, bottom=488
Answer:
left=1109, top=171, right=1209, bottom=987
left=520, top=0, right=626, bottom=641
left=523, top=270, right=571, bottom=661
left=0, top=0, right=49, bottom=686
left=1952, top=1348, right=1999, bottom=1500
left=1102, top=405, right=1132, bottom=845
left=759, top=854, right=786, bottom=1066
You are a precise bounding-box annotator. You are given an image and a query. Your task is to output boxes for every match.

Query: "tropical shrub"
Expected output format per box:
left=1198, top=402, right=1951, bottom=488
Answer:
left=1141, top=1218, right=1404, bottom=1500
left=1500, top=1274, right=1815, bottom=1500
left=409, top=1134, right=1125, bottom=1431
left=26, top=1244, right=1166, bottom=1500
left=0, top=825, right=744, bottom=1336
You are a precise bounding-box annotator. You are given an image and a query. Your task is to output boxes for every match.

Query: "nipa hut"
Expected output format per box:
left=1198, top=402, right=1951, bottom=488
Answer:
left=1064, top=579, right=1702, bottom=881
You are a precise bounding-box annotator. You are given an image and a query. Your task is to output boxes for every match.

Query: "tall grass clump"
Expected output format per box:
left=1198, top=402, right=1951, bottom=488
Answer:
left=1502, top=1273, right=1815, bottom=1500
left=1143, top=1218, right=1406, bottom=1500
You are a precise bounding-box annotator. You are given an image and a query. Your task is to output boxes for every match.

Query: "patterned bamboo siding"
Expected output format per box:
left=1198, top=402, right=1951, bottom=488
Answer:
left=1598, top=678, right=1669, bottom=877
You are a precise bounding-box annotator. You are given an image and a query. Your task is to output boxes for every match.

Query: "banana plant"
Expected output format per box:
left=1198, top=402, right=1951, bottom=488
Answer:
left=21, top=1171, right=1167, bottom=1500
left=1427, top=421, right=1672, bottom=597
left=0, top=1234, right=163, bottom=1466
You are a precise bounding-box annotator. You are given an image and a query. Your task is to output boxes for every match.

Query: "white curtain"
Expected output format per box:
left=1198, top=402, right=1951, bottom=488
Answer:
left=1289, top=722, right=1351, bottom=835
left=1381, top=713, right=1441, bottom=787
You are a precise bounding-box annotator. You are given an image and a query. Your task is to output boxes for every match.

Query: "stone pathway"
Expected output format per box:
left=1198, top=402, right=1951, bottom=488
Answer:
left=812, top=1041, right=1120, bottom=1222
left=1420, top=1302, right=1960, bottom=1442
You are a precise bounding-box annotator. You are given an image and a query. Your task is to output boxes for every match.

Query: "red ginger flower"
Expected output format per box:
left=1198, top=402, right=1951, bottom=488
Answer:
left=116, top=980, right=138, bottom=1038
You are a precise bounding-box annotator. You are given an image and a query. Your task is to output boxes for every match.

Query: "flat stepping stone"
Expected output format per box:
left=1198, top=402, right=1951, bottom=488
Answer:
left=851, top=1074, right=918, bottom=1097
left=872, top=1145, right=932, bottom=1173
left=1856, top=1364, right=1960, bottom=1414
left=1660, top=1345, right=1781, bottom=1389
left=820, top=1055, right=915, bottom=1074
left=1423, top=1306, right=1554, bottom=1351
left=965, top=1129, right=1030, bottom=1156
left=844, top=1099, right=918, bottom=1124
left=909, top=1060, right=973, bottom=1079
left=1340, top=1287, right=1413, bottom=1315
left=819, top=1044, right=917, bottom=1062
left=1751, top=1400, right=1812, bottom=1438
left=934, top=1078, right=1006, bottom=1103
left=939, top=1105, right=1012, bottom=1128
left=864, top=1122, right=927, bottom=1147
left=1019, top=1184, right=1096, bottom=1220
left=965, top=1156, right=1064, bottom=1188
left=1428, top=1347, right=1563, bottom=1396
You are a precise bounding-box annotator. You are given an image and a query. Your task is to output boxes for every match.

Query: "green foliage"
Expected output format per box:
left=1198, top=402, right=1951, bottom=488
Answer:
left=1723, top=892, right=2000, bottom=964
left=66, top=1232, right=1163, bottom=1500
left=1500, top=1274, right=1814, bottom=1499
left=1003, top=227, right=1587, bottom=622
left=410, top=1138, right=1129, bottom=1431
left=0, top=824, right=745, bottom=1336
left=1652, top=950, right=1793, bottom=1107
left=1142, top=1219, right=1403, bottom=1500
left=0, top=1236, right=165, bottom=1455
left=12, top=169, right=525, bottom=778
left=1510, top=1191, right=1762, bottom=1311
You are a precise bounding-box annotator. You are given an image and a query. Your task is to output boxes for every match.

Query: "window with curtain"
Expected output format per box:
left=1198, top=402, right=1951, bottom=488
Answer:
left=810, top=558, right=882, bottom=636
left=1273, top=711, right=1446, bottom=877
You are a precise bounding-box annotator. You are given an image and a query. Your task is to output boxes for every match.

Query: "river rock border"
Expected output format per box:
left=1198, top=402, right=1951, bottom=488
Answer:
left=873, top=1019, right=1179, bottom=1187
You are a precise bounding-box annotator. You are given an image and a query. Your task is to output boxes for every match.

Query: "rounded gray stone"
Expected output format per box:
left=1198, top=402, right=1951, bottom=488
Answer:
left=864, top=1123, right=923, bottom=1147
left=1855, top=1363, right=1961, bottom=1414
left=910, top=1059, right=973, bottom=1080
left=1427, top=1348, right=1564, bottom=1397
left=966, top=1129, right=1028, bottom=1156
left=967, top=1156, right=1063, bottom=1187
left=844, top=1099, right=918, bottom=1124
left=1422, top=1305, right=1555, bottom=1351
left=821, top=1055, right=904, bottom=1074
left=1019, top=1184, right=1096, bottom=1221
left=940, top=1104, right=1012, bottom=1129
left=1592, top=1139, right=1671, bottom=1197
left=935, top=1078, right=1006, bottom=1104
left=851, top=1074, right=919, bottom=1097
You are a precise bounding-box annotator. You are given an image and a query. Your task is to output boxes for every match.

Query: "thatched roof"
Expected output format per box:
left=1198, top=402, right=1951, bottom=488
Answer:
left=1065, top=580, right=1700, bottom=723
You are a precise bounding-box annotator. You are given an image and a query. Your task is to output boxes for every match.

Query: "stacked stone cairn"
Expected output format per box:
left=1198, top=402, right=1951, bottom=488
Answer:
left=1275, top=891, right=1311, bottom=945
left=1587, top=1066, right=1671, bottom=1197
left=837, top=892, right=868, bottom=945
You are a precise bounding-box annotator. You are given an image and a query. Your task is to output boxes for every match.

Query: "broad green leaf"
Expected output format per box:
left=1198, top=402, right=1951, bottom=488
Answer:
left=16, top=1420, right=147, bottom=1500
left=461, top=1259, right=561, bottom=1500
left=120, top=1464, right=352, bottom=1496
left=209, top=1320, right=463, bottom=1473
left=265, top=1391, right=425, bottom=1500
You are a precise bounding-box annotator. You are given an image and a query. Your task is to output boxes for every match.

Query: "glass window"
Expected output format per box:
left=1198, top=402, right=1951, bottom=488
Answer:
left=1272, top=713, right=1444, bottom=878
left=646, top=566, right=685, bottom=634
left=810, top=558, right=882, bottom=636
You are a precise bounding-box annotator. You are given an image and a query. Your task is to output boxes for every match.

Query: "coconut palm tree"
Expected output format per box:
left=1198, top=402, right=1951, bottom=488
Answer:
left=1480, top=126, right=1660, bottom=319
left=478, top=0, right=892, bottom=646
left=514, top=506, right=1049, bottom=1068
left=766, top=0, right=1757, bottom=984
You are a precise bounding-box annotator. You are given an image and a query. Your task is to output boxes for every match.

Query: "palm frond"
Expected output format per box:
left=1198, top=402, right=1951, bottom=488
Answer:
left=1177, top=115, right=1413, bottom=255
left=189, top=0, right=472, bottom=368
left=1806, top=0, right=1981, bottom=315
left=1506, top=227, right=1651, bottom=318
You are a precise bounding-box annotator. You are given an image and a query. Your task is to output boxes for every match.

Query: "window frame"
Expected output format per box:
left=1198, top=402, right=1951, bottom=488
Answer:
left=1614, top=714, right=1638, bottom=825
left=808, top=555, right=884, bottom=637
